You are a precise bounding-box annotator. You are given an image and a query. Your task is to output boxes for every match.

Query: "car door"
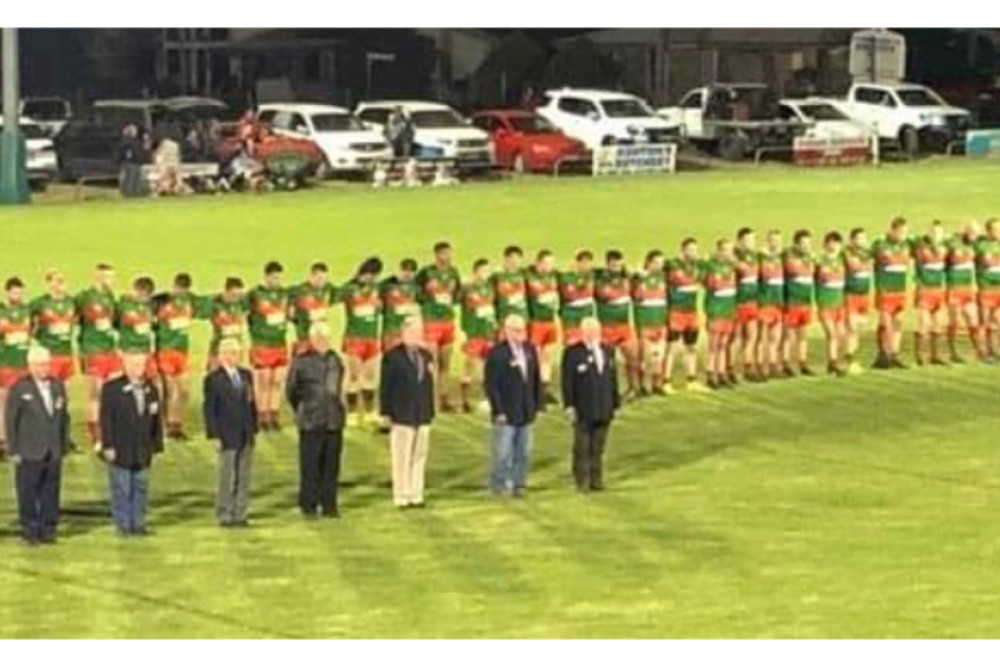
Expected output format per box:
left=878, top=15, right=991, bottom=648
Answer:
left=555, top=97, right=599, bottom=146
left=678, top=90, right=705, bottom=138
left=491, top=116, right=517, bottom=166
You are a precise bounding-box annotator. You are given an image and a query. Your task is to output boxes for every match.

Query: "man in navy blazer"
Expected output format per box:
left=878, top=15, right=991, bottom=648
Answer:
left=203, top=338, right=257, bottom=527
left=484, top=314, right=542, bottom=497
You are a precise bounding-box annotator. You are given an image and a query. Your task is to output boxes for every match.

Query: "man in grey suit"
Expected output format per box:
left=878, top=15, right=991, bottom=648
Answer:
left=203, top=338, right=257, bottom=528
left=5, top=347, right=71, bottom=545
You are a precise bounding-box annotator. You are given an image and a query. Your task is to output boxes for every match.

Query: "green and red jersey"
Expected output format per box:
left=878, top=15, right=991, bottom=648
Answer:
left=492, top=269, right=528, bottom=322
left=814, top=252, right=846, bottom=310
left=912, top=238, right=947, bottom=289
left=0, top=300, right=32, bottom=369
left=557, top=269, right=596, bottom=327
left=154, top=292, right=210, bottom=353
left=594, top=268, right=632, bottom=325
left=30, top=294, right=76, bottom=356
left=975, top=236, right=1000, bottom=290
left=380, top=276, right=421, bottom=335
left=210, top=295, right=249, bottom=353
left=783, top=248, right=815, bottom=307
left=461, top=278, right=497, bottom=341
left=873, top=237, right=911, bottom=293
left=757, top=251, right=785, bottom=307
left=733, top=247, right=760, bottom=305
left=631, top=269, right=668, bottom=330
left=666, top=259, right=704, bottom=314
left=416, top=263, right=461, bottom=322
left=290, top=281, right=338, bottom=343
left=247, top=285, right=289, bottom=348
left=75, top=286, right=117, bottom=354
left=946, top=235, right=977, bottom=289
left=525, top=267, right=559, bottom=323
left=117, top=295, right=155, bottom=353
left=844, top=244, right=874, bottom=296
left=703, top=259, right=737, bottom=320
left=340, top=278, right=381, bottom=340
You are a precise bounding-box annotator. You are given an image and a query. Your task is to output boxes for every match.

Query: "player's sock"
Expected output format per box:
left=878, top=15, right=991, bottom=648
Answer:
left=346, top=392, right=358, bottom=413
left=361, top=390, right=375, bottom=419
left=914, top=332, right=925, bottom=365
left=948, top=324, right=962, bottom=360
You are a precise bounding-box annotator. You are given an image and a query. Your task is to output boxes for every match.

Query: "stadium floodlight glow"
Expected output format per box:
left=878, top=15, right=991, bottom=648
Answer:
left=1, top=27, right=31, bottom=205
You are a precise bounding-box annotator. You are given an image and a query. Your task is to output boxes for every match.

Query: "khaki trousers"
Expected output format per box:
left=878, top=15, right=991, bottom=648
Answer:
left=389, top=424, right=431, bottom=506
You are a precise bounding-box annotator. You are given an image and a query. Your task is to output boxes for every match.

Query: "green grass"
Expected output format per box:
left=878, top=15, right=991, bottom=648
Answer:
left=2, top=160, right=1000, bottom=638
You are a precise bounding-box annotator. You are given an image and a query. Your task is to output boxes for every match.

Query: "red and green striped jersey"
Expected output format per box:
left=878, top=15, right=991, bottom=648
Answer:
left=492, top=269, right=528, bottom=322
left=733, top=247, right=759, bottom=304
left=0, top=300, right=31, bottom=369
left=975, top=237, right=1000, bottom=289
left=703, top=259, right=737, bottom=319
left=340, top=278, right=381, bottom=340
left=247, top=286, right=289, bottom=348
left=290, top=282, right=338, bottom=343
left=667, top=259, right=703, bottom=313
left=416, top=264, right=461, bottom=322
left=30, top=294, right=76, bottom=356
left=154, top=292, right=211, bottom=353
left=631, top=270, right=667, bottom=329
left=75, top=286, right=117, bottom=354
left=558, top=270, right=596, bottom=326
left=844, top=244, right=874, bottom=296
left=784, top=249, right=815, bottom=306
left=525, top=267, right=559, bottom=322
left=873, top=238, right=911, bottom=293
left=594, top=268, right=632, bottom=325
left=116, top=295, right=154, bottom=353
left=912, top=238, right=947, bottom=289
left=757, top=251, right=785, bottom=306
left=461, top=278, right=497, bottom=340
left=815, top=252, right=846, bottom=309
left=210, top=296, right=249, bottom=352
left=379, top=277, right=420, bottom=335
left=946, top=236, right=976, bottom=288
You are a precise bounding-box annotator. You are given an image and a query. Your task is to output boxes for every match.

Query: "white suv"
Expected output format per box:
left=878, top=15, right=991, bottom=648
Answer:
left=536, top=88, right=681, bottom=150
left=354, top=100, right=493, bottom=169
left=258, top=103, right=392, bottom=176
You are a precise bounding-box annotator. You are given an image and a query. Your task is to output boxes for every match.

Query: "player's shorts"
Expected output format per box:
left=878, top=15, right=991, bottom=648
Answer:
left=668, top=310, right=699, bottom=334
left=818, top=306, right=846, bottom=325
left=156, top=349, right=190, bottom=377
left=342, top=337, right=381, bottom=362
left=638, top=325, right=667, bottom=343
left=423, top=320, right=456, bottom=348
left=876, top=291, right=906, bottom=316
left=291, top=340, right=312, bottom=356
left=784, top=304, right=813, bottom=329
left=50, top=354, right=75, bottom=382
left=562, top=323, right=583, bottom=346
left=736, top=302, right=759, bottom=325
left=947, top=286, right=976, bottom=309
left=601, top=322, right=635, bottom=347
left=915, top=287, right=946, bottom=313
left=528, top=320, right=558, bottom=349
left=462, top=337, right=493, bottom=360
left=83, top=351, right=122, bottom=380
left=979, top=289, right=1000, bottom=313
left=757, top=304, right=783, bottom=326
left=250, top=345, right=289, bottom=370
left=0, top=366, right=26, bottom=389
left=143, top=355, right=159, bottom=379
left=708, top=318, right=735, bottom=335
left=846, top=293, right=871, bottom=317
left=381, top=331, right=402, bottom=351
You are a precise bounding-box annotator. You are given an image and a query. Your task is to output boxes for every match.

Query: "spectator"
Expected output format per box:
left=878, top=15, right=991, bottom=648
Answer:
left=385, top=106, right=414, bottom=158
left=116, top=124, right=148, bottom=198
left=153, top=137, right=187, bottom=196
left=181, top=128, right=206, bottom=163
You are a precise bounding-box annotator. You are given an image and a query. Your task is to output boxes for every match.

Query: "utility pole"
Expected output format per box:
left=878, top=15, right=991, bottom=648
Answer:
left=1, top=27, right=31, bottom=205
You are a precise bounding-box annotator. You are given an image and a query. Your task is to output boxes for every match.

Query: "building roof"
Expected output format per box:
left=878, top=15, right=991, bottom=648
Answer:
left=562, top=28, right=854, bottom=48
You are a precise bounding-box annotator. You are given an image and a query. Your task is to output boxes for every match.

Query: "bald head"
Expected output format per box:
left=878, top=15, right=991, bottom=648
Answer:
left=504, top=314, right=527, bottom=345
left=218, top=338, right=242, bottom=369
left=27, top=346, right=52, bottom=381
left=310, top=322, right=332, bottom=353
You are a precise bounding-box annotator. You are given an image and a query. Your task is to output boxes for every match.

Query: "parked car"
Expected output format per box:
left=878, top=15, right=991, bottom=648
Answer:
left=658, top=83, right=809, bottom=160
left=20, top=97, right=73, bottom=137
left=535, top=88, right=681, bottom=150
left=215, top=118, right=325, bottom=185
left=258, top=103, right=392, bottom=177
left=470, top=109, right=589, bottom=173
left=0, top=116, right=58, bottom=191
left=355, top=100, right=493, bottom=171
left=778, top=98, right=872, bottom=143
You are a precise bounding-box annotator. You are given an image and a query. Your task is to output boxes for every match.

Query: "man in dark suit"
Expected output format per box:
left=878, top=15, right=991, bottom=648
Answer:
left=203, top=338, right=257, bottom=527
left=562, top=317, right=621, bottom=492
left=99, top=352, right=164, bottom=536
left=379, top=316, right=435, bottom=508
left=484, top=314, right=542, bottom=497
left=5, top=347, right=70, bottom=544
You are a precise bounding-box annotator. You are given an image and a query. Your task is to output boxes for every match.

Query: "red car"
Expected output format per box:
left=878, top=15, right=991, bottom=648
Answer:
left=471, top=109, right=589, bottom=173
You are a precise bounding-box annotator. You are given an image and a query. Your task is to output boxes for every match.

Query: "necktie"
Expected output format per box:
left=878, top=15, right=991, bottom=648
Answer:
left=134, top=383, right=146, bottom=415
left=592, top=345, right=604, bottom=373
left=38, top=381, right=53, bottom=415
left=230, top=369, right=242, bottom=389
left=409, top=347, right=423, bottom=382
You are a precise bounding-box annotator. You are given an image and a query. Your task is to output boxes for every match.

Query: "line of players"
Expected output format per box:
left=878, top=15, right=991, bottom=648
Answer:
left=0, top=215, right=997, bottom=452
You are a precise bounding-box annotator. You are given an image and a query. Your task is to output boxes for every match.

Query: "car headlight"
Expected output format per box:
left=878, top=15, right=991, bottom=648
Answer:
left=920, top=114, right=946, bottom=126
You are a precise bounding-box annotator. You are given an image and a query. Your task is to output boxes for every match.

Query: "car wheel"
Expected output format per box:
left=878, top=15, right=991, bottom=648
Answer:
left=718, top=133, right=750, bottom=161
left=29, top=179, right=48, bottom=194
left=316, top=157, right=333, bottom=180
left=512, top=154, right=527, bottom=175
left=898, top=126, right=920, bottom=158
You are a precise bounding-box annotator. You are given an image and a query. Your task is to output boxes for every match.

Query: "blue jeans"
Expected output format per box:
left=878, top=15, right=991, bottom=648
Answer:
left=109, top=467, right=149, bottom=534
left=490, top=424, right=532, bottom=493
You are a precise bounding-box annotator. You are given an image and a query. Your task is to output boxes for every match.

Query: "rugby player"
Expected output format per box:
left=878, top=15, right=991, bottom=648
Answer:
left=782, top=230, right=816, bottom=376
left=595, top=250, right=639, bottom=398
left=703, top=239, right=738, bottom=389
left=30, top=269, right=77, bottom=384
left=290, top=262, right=337, bottom=357
left=912, top=221, right=949, bottom=366
left=460, top=258, right=497, bottom=413
left=76, top=262, right=120, bottom=446
left=872, top=217, right=911, bottom=369
left=0, top=277, right=30, bottom=451
left=340, top=257, right=384, bottom=426
left=733, top=227, right=761, bottom=382
left=843, top=228, right=873, bottom=374
left=975, top=218, right=1000, bottom=360
left=945, top=222, right=985, bottom=362
left=209, top=277, right=248, bottom=371
left=664, top=238, right=707, bottom=393
left=815, top=232, right=847, bottom=375
left=416, top=241, right=462, bottom=411
left=247, top=262, right=290, bottom=430
left=631, top=250, right=668, bottom=395
left=153, top=272, right=203, bottom=440
left=380, top=258, right=420, bottom=352
left=525, top=249, right=561, bottom=404
left=117, top=276, right=158, bottom=377
left=558, top=249, right=597, bottom=348
left=493, top=246, right=528, bottom=325
left=756, top=230, right=785, bottom=380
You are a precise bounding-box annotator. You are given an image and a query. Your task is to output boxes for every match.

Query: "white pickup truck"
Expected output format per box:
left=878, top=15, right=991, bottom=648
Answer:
left=831, top=82, right=971, bottom=156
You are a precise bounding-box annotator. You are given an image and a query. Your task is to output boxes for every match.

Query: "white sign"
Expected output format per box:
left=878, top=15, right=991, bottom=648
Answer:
left=592, top=143, right=677, bottom=176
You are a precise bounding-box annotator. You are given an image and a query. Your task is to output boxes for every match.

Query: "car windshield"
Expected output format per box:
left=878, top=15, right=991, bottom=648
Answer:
left=311, top=113, right=365, bottom=132
left=897, top=88, right=945, bottom=107
left=508, top=115, right=556, bottom=133
left=22, top=100, right=68, bottom=120
left=797, top=103, right=849, bottom=121
left=410, top=109, right=466, bottom=128
left=19, top=123, right=47, bottom=139
left=601, top=98, right=653, bottom=118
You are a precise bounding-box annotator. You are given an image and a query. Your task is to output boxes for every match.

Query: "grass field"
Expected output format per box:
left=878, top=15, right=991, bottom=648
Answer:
left=1, top=160, right=1000, bottom=638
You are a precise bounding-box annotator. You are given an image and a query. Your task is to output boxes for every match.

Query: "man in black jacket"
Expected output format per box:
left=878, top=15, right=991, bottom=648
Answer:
left=561, top=317, right=621, bottom=492
left=379, top=316, right=435, bottom=508
left=286, top=322, right=346, bottom=517
left=5, top=347, right=71, bottom=544
left=484, top=314, right=542, bottom=497
left=100, top=352, right=164, bottom=536
left=203, top=338, right=257, bottom=527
